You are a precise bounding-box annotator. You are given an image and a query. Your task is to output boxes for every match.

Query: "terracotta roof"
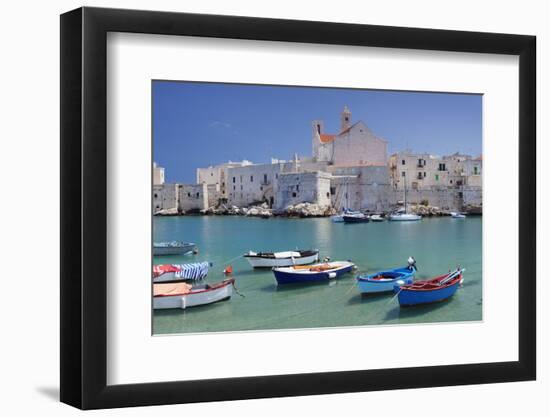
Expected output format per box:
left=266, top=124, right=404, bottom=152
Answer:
left=319, top=134, right=336, bottom=143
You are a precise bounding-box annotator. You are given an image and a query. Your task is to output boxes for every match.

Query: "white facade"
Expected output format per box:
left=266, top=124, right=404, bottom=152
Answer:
left=312, top=107, right=388, bottom=166
left=196, top=160, right=253, bottom=199
left=153, top=162, right=165, bottom=185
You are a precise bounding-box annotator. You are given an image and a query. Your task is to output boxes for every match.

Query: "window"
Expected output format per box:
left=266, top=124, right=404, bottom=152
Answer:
left=232, top=177, right=235, bottom=183
left=263, top=174, right=268, bottom=183
left=240, top=175, right=242, bottom=182
left=474, top=166, right=479, bottom=175
left=401, top=171, right=405, bottom=177
left=276, top=173, right=278, bottom=179
left=326, top=192, right=330, bottom=198
left=211, top=172, right=213, bottom=176
left=233, top=185, right=235, bottom=191
left=260, top=186, right=263, bottom=191
left=330, top=187, right=336, bottom=195
left=296, top=184, right=300, bottom=192
left=450, top=180, right=453, bottom=184
left=154, top=193, right=158, bottom=198
left=292, top=192, right=297, bottom=197
left=250, top=175, right=253, bottom=182
left=240, top=185, right=243, bottom=191
left=435, top=174, right=439, bottom=181
left=187, top=192, right=191, bottom=197
left=423, top=172, right=426, bottom=178
left=401, top=159, right=406, bottom=165
left=438, top=163, right=446, bottom=171
left=196, top=192, right=199, bottom=198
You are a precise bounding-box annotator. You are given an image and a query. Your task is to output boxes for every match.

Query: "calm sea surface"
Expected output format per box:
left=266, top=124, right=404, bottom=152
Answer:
left=153, top=215, right=482, bottom=334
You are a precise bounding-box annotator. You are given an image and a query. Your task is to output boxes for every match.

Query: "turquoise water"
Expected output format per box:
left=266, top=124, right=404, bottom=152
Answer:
left=153, top=216, right=482, bottom=334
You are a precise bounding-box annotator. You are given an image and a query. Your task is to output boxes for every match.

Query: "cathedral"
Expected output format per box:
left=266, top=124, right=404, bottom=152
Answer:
left=311, top=106, right=388, bottom=166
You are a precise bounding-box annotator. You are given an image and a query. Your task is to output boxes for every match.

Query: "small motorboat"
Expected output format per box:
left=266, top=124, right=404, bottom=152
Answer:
left=273, top=261, right=355, bottom=284
left=450, top=212, right=466, bottom=219
left=244, top=249, right=319, bottom=268
left=153, top=241, right=197, bottom=256
left=343, top=213, right=370, bottom=223
left=395, top=268, right=464, bottom=306
left=153, top=261, right=211, bottom=282
left=153, top=278, right=235, bottom=309
left=369, top=214, right=385, bottom=222
left=357, top=258, right=417, bottom=294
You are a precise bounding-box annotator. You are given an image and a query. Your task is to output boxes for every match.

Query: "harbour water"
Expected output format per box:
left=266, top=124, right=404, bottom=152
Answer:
left=153, top=216, right=482, bottom=335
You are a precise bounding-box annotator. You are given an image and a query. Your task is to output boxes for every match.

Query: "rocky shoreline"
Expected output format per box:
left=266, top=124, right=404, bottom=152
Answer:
left=154, top=202, right=482, bottom=218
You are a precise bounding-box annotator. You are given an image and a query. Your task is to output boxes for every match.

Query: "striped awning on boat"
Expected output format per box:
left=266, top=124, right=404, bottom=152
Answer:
left=153, top=261, right=210, bottom=280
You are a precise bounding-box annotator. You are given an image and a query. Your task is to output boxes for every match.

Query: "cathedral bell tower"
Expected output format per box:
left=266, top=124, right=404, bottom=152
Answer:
left=340, top=105, right=352, bottom=132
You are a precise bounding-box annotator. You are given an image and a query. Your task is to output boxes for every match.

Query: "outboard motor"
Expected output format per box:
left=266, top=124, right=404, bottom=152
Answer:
left=407, top=256, right=417, bottom=271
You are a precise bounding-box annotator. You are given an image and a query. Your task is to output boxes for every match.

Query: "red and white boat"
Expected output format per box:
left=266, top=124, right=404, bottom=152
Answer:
left=153, top=278, right=235, bottom=310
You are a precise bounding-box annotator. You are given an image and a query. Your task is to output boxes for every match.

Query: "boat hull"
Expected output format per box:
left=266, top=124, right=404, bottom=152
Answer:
left=389, top=214, right=422, bottom=221
left=357, top=267, right=415, bottom=294
left=273, top=262, right=355, bottom=284
left=245, top=252, right=319, bottom=268
left=343, top=215, right=370, bottom=223
left=153, top=280, right=234, bottom=309
left=153, top=243, right=197, bottom=256
left=395, top=270, right=463, bottom=306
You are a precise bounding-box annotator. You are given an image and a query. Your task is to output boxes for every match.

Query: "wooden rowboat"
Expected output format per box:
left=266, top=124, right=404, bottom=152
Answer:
left=153, top=278, right=234, bottom=310
left=244, top=249, right=319, bottom=268
left=395, top=268, right=464, bottom=306
left=357, top=266, right=415, bottom=294
left=272, top=261, right=355, bottom=285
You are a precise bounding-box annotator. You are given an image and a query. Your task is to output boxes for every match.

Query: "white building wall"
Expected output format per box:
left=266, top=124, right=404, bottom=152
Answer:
left=275, top=171, right=332, bottom=210
left=153, top=183, right=177, bottom=212
left=153, top=163, right=165, bottom=185
left=331, top=122, right=387, bottom=166
left=178, top=183, right=208, bottom=212
left=226, top=162, right=285, bottom=207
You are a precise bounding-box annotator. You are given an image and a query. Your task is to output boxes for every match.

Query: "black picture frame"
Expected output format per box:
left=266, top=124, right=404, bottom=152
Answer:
left=60, top=6, right=536, bottom=410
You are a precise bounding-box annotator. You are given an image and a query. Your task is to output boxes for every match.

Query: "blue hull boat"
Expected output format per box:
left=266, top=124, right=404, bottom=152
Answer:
left=356, top=266, right=415, bottom=294
left=395, top=268, right=464, bottom=306
left=273, top=261, right=355, bottom=285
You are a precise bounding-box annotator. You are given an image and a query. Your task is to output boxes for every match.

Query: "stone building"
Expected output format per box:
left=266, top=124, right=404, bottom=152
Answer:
left=274, top=171, right=332, bottom=210
left=389, top=151, right=483, bottom=210
left=312, top=106, right=388, bottom=166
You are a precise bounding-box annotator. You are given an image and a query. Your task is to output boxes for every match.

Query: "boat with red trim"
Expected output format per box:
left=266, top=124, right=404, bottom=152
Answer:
left=394, top=268, right=464, bottom=306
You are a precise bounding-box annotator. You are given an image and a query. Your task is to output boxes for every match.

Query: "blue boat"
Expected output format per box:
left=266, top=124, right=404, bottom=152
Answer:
left=273, top=261, right=355, bottom=285
left=395, top=268, right=464, bottom=306
left=356, top=266, right=416, bottom=294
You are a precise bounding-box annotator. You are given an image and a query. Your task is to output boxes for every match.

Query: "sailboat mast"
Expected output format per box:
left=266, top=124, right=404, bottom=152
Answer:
left=404, top=172, right=407, bottom=213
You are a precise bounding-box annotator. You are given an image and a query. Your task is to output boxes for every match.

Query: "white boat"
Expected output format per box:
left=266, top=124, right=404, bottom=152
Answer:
left=244, top=249, right=319, bottom=268
left=153, top=279, right=234, bottom=309
left=153, top=241, right=197, bottom=256
left=369, top=214, right=385, bottom=222
left=450, top=212, right=466, bottom=218
left=389, top=173, right=422, bottom=222
left=153, top=262, right=210, bottom=282
left=389, top=213, right=422, bottom=221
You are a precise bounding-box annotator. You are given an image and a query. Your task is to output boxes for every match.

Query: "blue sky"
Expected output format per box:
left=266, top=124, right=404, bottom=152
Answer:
left=153, top=81, right=482, bottom=183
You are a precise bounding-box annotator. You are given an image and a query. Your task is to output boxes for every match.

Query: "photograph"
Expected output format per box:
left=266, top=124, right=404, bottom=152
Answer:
left=151, top=81, right=483, bottom=335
